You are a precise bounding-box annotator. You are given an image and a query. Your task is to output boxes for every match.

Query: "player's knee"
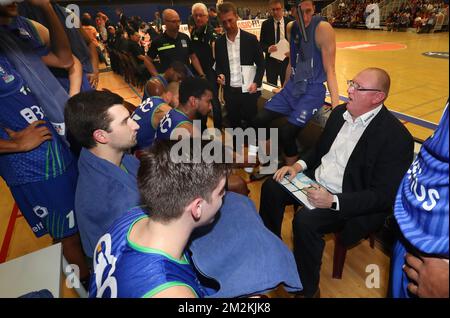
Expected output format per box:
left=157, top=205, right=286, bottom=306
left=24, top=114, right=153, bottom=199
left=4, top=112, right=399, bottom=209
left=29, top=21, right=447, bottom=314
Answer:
left=227, top=174, right=249, bottom=196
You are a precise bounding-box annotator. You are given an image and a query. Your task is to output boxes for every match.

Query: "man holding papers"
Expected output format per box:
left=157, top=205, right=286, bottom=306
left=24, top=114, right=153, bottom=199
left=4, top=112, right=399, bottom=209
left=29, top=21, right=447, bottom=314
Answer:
left=260, top=0, right=293, bottom=86
left=259, top=68, right=414, bottom=297
left=214, top=2, right=265, bottom=129
left=252, top=0, right=339, bottom=167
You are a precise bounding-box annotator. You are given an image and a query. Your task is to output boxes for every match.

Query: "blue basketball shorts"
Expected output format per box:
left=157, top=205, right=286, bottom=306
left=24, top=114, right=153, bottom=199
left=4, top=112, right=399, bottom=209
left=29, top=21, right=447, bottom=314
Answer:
left=10, top=163, right=79, bottom=240
left=264, top=79, right=326, bottom=127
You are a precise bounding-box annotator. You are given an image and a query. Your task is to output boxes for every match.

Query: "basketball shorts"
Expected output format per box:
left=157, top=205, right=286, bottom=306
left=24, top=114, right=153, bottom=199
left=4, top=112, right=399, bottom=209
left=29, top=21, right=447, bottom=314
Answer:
left=264, top=79, right=326, bottom=127
left=10, top=163, right=79, bottom=240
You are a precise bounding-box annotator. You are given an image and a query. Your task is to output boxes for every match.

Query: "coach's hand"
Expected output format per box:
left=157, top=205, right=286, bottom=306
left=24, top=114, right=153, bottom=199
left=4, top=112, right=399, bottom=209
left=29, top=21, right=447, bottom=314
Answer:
left=217, top=74, right=225, bottom=86
left=273, top=162, right=303, bottom=182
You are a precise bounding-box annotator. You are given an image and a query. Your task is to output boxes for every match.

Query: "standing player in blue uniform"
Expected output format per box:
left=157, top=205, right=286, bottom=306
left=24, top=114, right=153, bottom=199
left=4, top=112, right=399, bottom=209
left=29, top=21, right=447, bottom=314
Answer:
left=89, top=140, right=228, bottom=298
left=1, top=0, right=86, bottom=97
left=0, top=53, right=89, bottom=281
left=391, top=102, right=449, bottom=298
left=131, top=82, right=179, bottom=152
left=252, top=0, right=339, bottom=166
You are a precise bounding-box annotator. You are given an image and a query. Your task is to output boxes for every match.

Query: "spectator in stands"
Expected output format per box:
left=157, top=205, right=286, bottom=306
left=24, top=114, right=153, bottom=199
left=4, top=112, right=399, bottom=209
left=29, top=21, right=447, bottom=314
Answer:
left=127, top=29, right=150, bottom=78
left=115, top=28, right=129, bottom=52
left=82, top=15, right=108, bottom=65
left=106, top=25, right=117, bottom=50
left=215, top=2, right=265, bottom=130
left=0, top=0, right=89, bottom=285
left=414, top=14, right=423, bottom=31
left=208, top=6, right=221, bottom=31
left=96, top=11, right=111, bottom=29
left=190, top=2, right=222, bottom=129
left=251, top=0, right=339, bottom=168
left=95, top=13, right=108, bottom=43
left=153, top=11, right=162, bottom=33
left=81, top=12, right=93, bottom=26
left=424, top=12, right=437, bottom=32
left=391, top=103, right=449, bottom=298
left=259, top=68, right=414, bottom=298
left=146, top=9, right=206, bottom=78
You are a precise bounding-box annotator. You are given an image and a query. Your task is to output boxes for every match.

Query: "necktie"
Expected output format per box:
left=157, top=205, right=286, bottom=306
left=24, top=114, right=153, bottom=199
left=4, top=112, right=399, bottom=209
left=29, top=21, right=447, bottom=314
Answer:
left=276, top=21, right=281, bottom=44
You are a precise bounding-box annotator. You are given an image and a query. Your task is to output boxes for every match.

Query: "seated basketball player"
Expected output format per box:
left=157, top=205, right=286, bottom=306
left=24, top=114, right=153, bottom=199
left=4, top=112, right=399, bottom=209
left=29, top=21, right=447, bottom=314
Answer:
left=154, top=77, right=251, bottom=196
left=66, top=91, right=302, bottom=298
left=89, top=140, right=302, bottom=298
left=89, top=140, right=228, bottom=298
left=142, top=61, right=188, bottom=100
left=132, top=81, right=180, bottom=152
left=64, top=90, right=141, bottom=258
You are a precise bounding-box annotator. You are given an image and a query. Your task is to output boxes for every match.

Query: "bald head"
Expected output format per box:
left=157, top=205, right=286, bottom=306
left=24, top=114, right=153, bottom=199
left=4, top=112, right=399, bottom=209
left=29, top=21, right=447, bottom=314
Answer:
left=162, top=9, right=179, bottom=22
left=359, top=67, right=391, bottom=97
left=162, top=9, right=181, bottom=34
left=346, top=67, right=392, bottom=119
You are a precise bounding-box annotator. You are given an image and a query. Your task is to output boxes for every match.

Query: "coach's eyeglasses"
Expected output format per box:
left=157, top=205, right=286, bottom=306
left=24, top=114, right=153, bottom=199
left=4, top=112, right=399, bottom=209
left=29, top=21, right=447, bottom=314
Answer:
left=347, top=80, right=381, bottom=92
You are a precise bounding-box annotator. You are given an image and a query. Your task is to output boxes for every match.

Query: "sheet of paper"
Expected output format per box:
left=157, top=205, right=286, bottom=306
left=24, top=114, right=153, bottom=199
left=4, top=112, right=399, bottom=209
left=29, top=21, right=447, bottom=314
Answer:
left=278, top=173, right=319, bottom=210
left=270, top=38, right=290, bottom=61
left=241, top=65, right=262, bottom=93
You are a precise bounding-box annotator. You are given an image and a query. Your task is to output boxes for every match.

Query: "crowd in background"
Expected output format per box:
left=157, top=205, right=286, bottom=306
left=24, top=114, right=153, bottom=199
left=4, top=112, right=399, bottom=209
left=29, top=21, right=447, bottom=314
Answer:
left=328, top=0, right=448, bottom=31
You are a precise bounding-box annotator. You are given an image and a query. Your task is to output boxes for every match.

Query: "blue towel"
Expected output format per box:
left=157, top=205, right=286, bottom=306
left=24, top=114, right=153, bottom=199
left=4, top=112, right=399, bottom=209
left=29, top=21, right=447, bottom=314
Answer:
left=19, top=289, right=54, bottom=298
left=75, top=148, right=140, bottom=258
left=190, top=192, right=302, bottom=297
left=0, top=19, right=69, bottom=139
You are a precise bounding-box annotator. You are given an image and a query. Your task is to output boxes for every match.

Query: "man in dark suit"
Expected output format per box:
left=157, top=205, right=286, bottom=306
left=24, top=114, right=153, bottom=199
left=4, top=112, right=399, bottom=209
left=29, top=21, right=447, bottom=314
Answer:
left=215, top=1, right=265, bottom=130
left=260, top=0, right=293, bottom=86
left=259, top=68, right=414, bottom=297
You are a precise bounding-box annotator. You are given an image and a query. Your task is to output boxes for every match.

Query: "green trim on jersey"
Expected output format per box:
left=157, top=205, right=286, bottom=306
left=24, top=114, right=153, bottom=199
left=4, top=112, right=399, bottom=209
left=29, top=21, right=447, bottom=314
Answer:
left=119, top=163, right=129, bottom=174
left=172, top=108, right=192, bottom=130
left=126, top=215, right=189, bottom=265
left=54, top=141, right=63, bottom=173
left=45, top=143, right=50, bottom=180
left=142, top=282, right=199, bottom=298
left=150, top=98, right=168, bottom=130
left=24, top=18, right=46, bottom=47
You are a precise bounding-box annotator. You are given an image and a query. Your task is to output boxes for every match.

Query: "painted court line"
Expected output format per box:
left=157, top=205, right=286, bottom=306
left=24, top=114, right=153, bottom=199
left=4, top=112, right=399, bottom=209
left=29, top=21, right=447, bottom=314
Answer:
left=0, top=204, right=19, bottom=263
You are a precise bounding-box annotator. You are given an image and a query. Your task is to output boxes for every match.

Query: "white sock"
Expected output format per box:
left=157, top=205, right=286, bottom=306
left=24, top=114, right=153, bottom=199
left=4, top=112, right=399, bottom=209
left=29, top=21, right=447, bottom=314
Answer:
left=248, top=144, right=259, bottom=156
left=244, top=167, right=254, bottom=173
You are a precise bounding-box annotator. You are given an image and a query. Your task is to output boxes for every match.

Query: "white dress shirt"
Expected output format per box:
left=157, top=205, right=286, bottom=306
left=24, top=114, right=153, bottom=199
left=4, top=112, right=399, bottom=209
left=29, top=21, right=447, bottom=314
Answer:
left=226, top=29, right=242, bottom=88
left=273, top=17, right=285, bottom=43
left=297, top=105, right=383, bottom=210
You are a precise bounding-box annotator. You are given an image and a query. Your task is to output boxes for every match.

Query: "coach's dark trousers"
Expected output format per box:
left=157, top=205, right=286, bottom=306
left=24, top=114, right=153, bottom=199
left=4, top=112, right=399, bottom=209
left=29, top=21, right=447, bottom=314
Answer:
left=265, top=57, right=289, bottom=87
left=223, top=86, right=259, bottom=129
left=259, top=178, right=347, bottom=297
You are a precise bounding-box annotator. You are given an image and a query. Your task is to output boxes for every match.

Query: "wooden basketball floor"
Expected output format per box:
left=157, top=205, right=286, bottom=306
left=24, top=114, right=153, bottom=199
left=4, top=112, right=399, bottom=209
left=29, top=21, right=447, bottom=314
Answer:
left=0, top=29, right=448, bottom=298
